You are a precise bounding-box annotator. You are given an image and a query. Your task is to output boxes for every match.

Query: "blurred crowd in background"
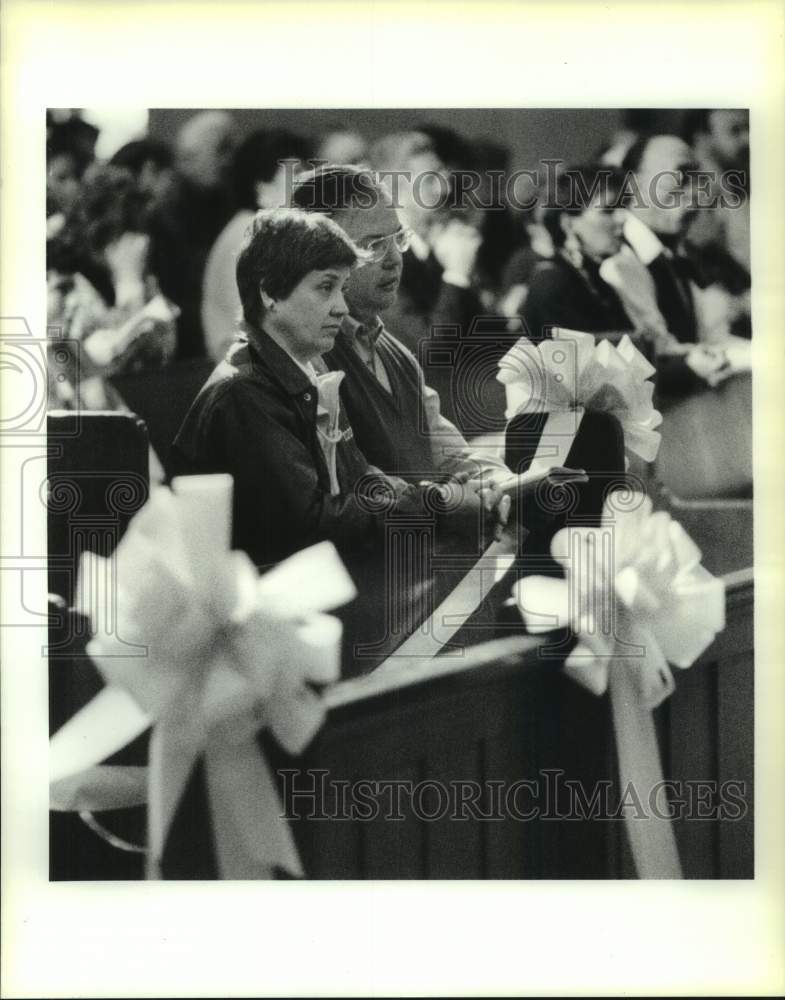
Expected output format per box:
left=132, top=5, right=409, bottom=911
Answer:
left=45, top=106, right=751, bottom=480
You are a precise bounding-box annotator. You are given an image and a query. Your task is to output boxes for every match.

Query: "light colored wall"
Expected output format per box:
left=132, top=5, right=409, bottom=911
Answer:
left=149, top=107, right=631, bottom=172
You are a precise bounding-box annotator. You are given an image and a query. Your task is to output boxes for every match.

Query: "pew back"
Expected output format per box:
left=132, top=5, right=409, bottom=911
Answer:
left=47, top=411, right=150, bottom=607
left=110, top=358, right=213, bottom=477
left=293, top=570, right=754, bottom=879
left=655, top=371, right=752, bottom=500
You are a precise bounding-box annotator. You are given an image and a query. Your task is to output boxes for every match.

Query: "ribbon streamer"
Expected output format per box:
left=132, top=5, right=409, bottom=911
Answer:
left=314, top=369, right=346, bottom=496
left=49, top=474, right=357, bottom=879
left=379, top=536, right=517, bottom=666
left=514, top=493, right=725, bottom=877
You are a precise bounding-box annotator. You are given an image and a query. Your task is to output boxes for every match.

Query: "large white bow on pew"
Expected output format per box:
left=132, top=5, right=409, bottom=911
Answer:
left=496, top=327, right=663, bottom=469
left=384, top=328, right=664, bottom=664
left=49, top=474, right=356, bottom=879
left=514, top=492, right=725, bottom=878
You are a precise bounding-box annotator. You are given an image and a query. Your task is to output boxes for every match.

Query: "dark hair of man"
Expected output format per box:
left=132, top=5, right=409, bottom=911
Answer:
left=415, top=123, right=475, bottom=171
left=542, top=164, right=626, bottom=248
left=47, top=164, right=146, bottom=302
left=109, top=139, right=174, bottom=175
left=620, top=135, right=653, bottom=175
left=67, top=163, right=147, bottom=253
left=231, top=128, right=312, bottom=211
left=290, top=164, right=387, bottom=215
left=236, top=207, right=359, bottom=331
left=48, top=162, right=147, bottom=276
left=46, top=121, right=96, bottom=178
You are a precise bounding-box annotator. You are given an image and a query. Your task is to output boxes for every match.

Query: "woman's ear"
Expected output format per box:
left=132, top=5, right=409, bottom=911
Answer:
left=260, top=287, right=276, bottom=311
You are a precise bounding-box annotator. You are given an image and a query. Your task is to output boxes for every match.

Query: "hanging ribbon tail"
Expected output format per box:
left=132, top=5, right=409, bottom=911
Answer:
left=609, top=658, right=682, bottom=878
left=49, top=685, right=151, bottom=784
left=511, top=493, right=723, bottom=878
left=146, top=722, right=203, bottom=879
left=204, top=736, right=303, bottom=880
left=530, top=408, right=584, bottom=472
left=631, top=629, right=676, bottom=710
left=380, top=536, right=517, bottom=664
left=267, top=686, right=328, bottom=757
left=50, top=764, right=149, bottom=812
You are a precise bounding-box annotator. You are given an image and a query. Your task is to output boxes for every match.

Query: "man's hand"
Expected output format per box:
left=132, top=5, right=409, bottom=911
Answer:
left=418, top=470, right=511, bottom=544
left=421, top=470, right=525, bottom=544
left=685, top=344, right=732, bottom=387
left=463, top=477, right=513, bottom=543
left=423, top=466, right=590, bottom=544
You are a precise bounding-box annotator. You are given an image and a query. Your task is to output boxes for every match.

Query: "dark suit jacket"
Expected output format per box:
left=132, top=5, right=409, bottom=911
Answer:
left=382, top=248, right=508, bottom=428
left=624, top=239, right=708, bottom=400
left=521, top=253, right=632, bottom=343
left=147, top=176, right=234, bottom=360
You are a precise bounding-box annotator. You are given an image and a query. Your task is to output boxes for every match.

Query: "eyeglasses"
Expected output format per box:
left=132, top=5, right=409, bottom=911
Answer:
left=357, top=227, right=412, bottom=264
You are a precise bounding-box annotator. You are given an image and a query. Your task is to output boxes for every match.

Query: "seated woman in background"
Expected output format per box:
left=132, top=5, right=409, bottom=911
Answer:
left=497, top=202, right=555, bottom=321
left=520, top=164, right=632, bottom=342
left=47, top=162, right=179, bottom=413
left=506, top=165, right=630, bottom=530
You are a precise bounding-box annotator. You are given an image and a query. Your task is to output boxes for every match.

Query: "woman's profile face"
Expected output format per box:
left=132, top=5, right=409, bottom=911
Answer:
left=267, top=266, right=351, bottom=362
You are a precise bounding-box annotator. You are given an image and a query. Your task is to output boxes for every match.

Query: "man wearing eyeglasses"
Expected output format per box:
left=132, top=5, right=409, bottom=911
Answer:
left=290, top=165, right=513, bottom=492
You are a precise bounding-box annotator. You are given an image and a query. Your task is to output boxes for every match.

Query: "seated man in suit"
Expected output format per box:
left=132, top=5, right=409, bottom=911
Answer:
left=602, top=134, right=747, bottom=401
left=684, top=108, right=750, bottom=274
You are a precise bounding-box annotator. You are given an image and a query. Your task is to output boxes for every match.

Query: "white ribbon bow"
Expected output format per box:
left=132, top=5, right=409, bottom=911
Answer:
left=49, top=474, right=357, bottom=879
left=514, top=491, right=725, bottom=877
left=497, top=327, right=663, bottom=466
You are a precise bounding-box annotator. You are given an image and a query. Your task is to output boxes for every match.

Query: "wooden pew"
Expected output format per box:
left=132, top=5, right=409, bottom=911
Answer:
left=47, top=410, right=150, bottom=609
left=288, top=567, right=753, bottom=879
left=654, top=486, right=753, bottom=577
left=110, top=357, right=214, bottom=478
left=655, top=371, right=752, bottom=500
left=48, top=411, right=150, bottom=881
left=70, top=560, right=754, bottom=882
left=48, top=411, right=754, bottom=880
left=657, top=567, right=754, bottom=878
